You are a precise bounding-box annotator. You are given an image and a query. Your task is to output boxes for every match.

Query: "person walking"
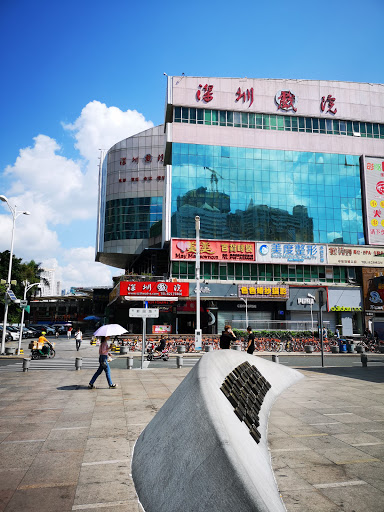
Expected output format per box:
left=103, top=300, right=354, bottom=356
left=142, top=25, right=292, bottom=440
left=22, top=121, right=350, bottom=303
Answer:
left=67, top=326, right=73, bottom=339
left=88, top=336, right=117, bottom=389
left=246, top=326, right=255, bottom=355
left=75, top=328, right=83, bottom=351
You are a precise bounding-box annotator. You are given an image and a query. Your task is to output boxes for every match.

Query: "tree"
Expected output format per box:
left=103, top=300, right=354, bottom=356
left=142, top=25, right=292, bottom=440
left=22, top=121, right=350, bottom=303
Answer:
left=0, top=251, right=46, bottom=323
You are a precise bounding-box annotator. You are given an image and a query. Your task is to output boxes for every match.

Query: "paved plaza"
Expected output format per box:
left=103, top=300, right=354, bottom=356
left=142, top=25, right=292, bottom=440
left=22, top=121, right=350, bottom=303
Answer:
left=0, top=346, right=383, bottom=511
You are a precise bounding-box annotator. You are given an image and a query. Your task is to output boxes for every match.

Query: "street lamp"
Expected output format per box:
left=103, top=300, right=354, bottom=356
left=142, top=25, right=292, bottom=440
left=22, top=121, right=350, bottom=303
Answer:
left=195, top=216, right=202, bottom=350
left=307, top=293, right=315, bottom=334
left=0, top=195, right=30, bottom=355
left=17, top=281, right=40, bottom=355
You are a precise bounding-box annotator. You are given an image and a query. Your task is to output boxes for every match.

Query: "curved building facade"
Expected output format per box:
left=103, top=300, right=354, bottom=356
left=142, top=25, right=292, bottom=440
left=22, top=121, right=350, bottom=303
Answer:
left=96, top=125, right=166, bottom=269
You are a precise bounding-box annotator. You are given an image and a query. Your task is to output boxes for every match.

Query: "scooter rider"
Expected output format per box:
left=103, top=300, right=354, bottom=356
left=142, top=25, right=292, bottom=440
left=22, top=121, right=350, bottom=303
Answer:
left=38, top=332, right=53, bottom=355
left=155, top=335, right=166, bottom=353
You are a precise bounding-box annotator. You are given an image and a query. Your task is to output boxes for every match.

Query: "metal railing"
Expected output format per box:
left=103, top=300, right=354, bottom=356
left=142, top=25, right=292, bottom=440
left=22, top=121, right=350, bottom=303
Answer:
left=228, top=320, right=330, bottom=331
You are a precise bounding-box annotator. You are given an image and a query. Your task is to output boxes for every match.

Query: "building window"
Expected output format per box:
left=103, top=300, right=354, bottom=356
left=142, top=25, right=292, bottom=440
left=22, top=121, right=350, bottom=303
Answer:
left=173, top=107, right=384, bottom=140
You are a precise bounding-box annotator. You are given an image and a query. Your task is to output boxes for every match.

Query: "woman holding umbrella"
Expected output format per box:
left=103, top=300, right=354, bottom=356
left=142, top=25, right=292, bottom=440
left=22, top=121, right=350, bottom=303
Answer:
left=88, top=336, right=117, bottom=389
left=88, top=325, right=126, bottom=389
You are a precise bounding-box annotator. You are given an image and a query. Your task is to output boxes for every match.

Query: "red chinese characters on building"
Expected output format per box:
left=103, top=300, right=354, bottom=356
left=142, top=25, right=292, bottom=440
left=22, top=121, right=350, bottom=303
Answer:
left=158, top=154, right=164, bottom=162
left=235, top=87, right=254, bottom=107
left=321, top=94, right=337, bottom=114
left=120, top=157, right=126, bottom=165
left=132, top=157, right=139, bottom=164
left=196, top=84, right=214, bottom=103
left=275, top=90, right=297, bottom=112
left=144, top=154, right=152, bottom=163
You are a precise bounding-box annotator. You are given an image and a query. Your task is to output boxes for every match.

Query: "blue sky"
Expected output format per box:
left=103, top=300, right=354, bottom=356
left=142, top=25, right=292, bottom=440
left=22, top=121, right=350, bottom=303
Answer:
left=0, top=0, right=383, bottom=289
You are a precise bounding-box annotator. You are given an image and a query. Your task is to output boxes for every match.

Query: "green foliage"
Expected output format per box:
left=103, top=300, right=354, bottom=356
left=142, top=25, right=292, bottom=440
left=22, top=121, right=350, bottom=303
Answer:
left=0, top=251, right=44, bottom=323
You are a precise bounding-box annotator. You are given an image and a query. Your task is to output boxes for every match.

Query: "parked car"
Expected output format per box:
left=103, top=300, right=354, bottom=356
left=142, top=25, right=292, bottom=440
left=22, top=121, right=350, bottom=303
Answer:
left=0, top=326, right=15, bottom=342
left=28, top=325, right=56, bottom=336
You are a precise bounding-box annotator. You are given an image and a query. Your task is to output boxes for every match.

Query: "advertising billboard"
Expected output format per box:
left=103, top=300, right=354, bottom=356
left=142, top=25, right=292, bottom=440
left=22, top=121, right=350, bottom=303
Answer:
left=256, top=242, right=326, bottom=265
left=362, top=156, right=384, bottom=245
left=171, top=239, right=256, bottom=262
left=362, top=268, right=384, bottom=312
left=120, top=281, right=189, bottom=298
left=327, top=244, right=384, bottom=266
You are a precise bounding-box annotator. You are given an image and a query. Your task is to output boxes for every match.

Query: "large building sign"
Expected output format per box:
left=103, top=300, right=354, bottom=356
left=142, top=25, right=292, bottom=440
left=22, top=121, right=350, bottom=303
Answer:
left=362, top=268, right=384, bottom=312
left=362, top=156, right=384, bottom=245
left=120, top=281, right=189, bottom=298
left=171, top=239, right=256, bottom=262
left=328, top=244, right=384, bottom=266
left=256, top=243, right=326, bottom=265
left=238, top=284, right=289, bottom=300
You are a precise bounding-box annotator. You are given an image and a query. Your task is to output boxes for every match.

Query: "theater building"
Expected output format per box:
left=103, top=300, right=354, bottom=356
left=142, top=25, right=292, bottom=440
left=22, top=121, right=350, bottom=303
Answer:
left=96, top=77, right=384, bottom=337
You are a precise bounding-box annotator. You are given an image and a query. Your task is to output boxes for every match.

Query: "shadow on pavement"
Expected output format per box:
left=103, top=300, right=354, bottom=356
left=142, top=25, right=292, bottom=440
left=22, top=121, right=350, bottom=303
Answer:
left=56, top=385, right=82, bottom=390
left=300, top=365, right=384, bottom=383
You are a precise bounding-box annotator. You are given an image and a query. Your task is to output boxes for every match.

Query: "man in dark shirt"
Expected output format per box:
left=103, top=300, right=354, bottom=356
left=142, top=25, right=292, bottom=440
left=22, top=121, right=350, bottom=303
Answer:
left=246, top=326, right=255, bottom=354
left=220, top=325, right=236, bottom=349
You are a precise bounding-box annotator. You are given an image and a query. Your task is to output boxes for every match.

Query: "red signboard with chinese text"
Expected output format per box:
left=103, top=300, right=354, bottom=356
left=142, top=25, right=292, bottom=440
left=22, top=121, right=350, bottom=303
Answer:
left=120, top=281, right=189, bottom=297
left=171, top=239, right=256, bottom=262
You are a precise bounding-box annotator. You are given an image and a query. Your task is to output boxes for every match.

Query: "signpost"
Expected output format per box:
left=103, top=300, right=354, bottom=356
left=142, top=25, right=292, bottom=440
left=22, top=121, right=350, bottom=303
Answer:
left=129, top=308, right=159, bottom=369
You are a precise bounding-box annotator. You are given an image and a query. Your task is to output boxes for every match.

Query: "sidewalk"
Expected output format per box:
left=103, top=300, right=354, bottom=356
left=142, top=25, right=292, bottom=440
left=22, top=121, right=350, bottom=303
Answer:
left=0, top=358, right=383, bottom=511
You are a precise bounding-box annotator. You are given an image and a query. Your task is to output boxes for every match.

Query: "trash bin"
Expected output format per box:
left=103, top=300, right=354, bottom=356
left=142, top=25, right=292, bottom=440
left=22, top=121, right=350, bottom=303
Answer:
left=339, top=342, right=347, bottom=353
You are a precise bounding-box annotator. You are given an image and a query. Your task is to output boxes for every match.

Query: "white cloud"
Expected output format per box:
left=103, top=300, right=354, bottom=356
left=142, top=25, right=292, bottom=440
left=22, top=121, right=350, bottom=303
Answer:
left=0, top=101, right=154, bottom=287
left=41, top=250, right=121, bottom=292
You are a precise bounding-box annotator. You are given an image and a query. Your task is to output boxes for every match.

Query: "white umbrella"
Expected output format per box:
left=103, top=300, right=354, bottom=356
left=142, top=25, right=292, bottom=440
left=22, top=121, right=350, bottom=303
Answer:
left=93, top=324, right=128, bottom=337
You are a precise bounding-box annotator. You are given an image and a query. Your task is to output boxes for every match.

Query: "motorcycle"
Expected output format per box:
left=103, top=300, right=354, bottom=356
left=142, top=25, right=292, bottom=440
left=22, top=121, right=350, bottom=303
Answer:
left=30, top=340, right=56, bottom=360
left=146, top=343, right=169, bottom=361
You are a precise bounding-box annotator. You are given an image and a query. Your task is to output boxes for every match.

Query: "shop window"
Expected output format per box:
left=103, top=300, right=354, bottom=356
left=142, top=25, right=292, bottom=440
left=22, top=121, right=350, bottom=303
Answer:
left=296, top=266, right=304, bottom=281
left=251, top=264, right=258, bottom=280
left=249, top=113, right=255, bottom=129
left=227, top=111, right=233, bottom=127
left=235, top=265, right=243, bottom=280
left=373, top=123, right=379, bottom=138
left=202, top=262, right=211, bottom=280
left=305, top=118, right=312, bottom=133
left=187, top=262, right=195, bottom=279
left=227, top=263, right=235, bottom=280
left=241, top=112, right=248, bottom=128
left=219, top=111, right=226, bottom=126
left=219, top=264, right=227, bottom=280
left=234, top=112, right=241, bottom=128
left=281, top=265, right=288, bottom=281
left=179, top=262, right=188, bottom=279
left=284, top=117, right=291, bottom=131
left=366, top=123, right=373, bottom=138
left=204, top=110, right=212, bottom=125
left=211, top=262, right=219, bottom=279
left=291, top=117, right=298, bottom=132
left=333, top=266, right=341, bottom=282
left=319, top=118, right=326, bottom=134
left=263, top=115, right=270, bottom=130
left=256, top=114, right=263, bottom=129
left=212, top=110, right=218, bottom=126
left=274, top=265, right=281, bottom=280
left=277, top=117, right=284, bottom=131
left=197, top=110, right=204, bottom=124
left=299, top=117, right=306, bottom=132
left=318, top=266, right=326, bottom=281
left=258, top=264, right=266, bottom=281
left=190, top=108, right=196, bottom=124
left=304, top=267, right=311, bottom=282
left=266, top=264, right=273, bottom=281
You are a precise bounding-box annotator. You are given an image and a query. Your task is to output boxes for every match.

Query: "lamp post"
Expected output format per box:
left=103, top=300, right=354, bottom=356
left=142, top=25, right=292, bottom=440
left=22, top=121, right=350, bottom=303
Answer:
left=0, top=195, right=30, bottom=355
left=307, top=293, right=315, bottom=334
left=195, top=216, right=202, bottom=350
left=17, top=281, right=40, bottom=355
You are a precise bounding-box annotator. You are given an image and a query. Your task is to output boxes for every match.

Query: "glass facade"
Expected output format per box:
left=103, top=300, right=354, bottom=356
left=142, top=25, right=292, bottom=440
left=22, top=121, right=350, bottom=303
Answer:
left=171, top=144, right=364, bottom=245
left=174, top=107, right=384, bottom=139
left=105, top=197, right=162, bottom=242
left=171, top=261, right=349, bottom=284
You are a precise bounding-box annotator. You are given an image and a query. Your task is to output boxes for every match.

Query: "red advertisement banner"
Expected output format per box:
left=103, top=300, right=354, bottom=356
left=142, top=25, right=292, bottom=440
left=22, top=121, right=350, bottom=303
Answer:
left=120, top=281, right=189, bottom=297
left=171, top=239, right=256, bottom=262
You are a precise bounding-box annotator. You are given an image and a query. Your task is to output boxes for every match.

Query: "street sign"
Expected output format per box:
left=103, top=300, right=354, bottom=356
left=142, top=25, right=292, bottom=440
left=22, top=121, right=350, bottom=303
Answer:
left=129, top=308, right=159, bottom=318
left=20, top=300, right=28, bottom=308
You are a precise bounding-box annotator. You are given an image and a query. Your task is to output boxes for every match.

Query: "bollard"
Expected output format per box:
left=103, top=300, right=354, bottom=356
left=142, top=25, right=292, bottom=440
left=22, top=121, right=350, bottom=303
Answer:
left=75, top=357, right=82, bottom=371
left=127, top=356, right=133, bottom=369
left=361, top=353, right=368, bottom=367
left=272, top=354, right=279, bottom=364
left=22, top=358, right=31, bottom=372
left=176, top=355, right=183, bottom=368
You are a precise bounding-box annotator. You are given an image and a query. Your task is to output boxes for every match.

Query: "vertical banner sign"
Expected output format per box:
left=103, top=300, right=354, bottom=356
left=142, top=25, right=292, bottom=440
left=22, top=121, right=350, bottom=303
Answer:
left=362, top=156, right=384, bottom=245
